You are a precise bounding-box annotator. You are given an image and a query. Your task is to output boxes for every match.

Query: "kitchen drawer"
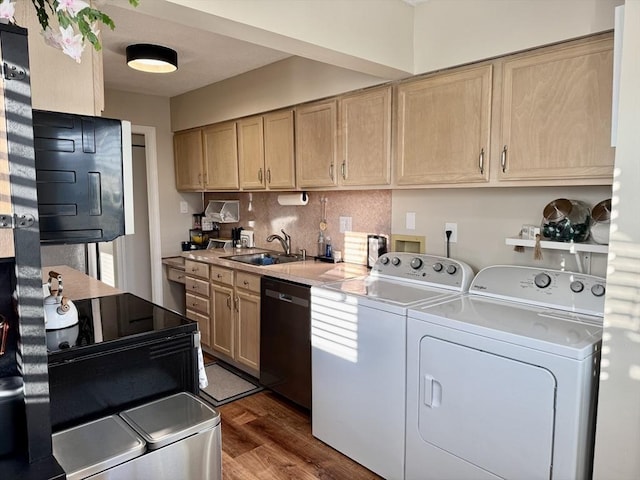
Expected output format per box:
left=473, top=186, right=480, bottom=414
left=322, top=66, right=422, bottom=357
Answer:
left=236, top=271, right=260, bottom=293
left=186, top=292, right=210, bottom=315
left=186, top=309, right=210, bottom=347
left=167, top=267, right=186, bottom=284
left=210, top=266, right=233, bottom=286
left=185, top=260, right=209, bottom=279
left=185, top=276, right=210, bottom=297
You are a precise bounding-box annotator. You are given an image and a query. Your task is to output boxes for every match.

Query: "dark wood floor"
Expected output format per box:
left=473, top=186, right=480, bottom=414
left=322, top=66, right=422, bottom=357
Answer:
left=217, top=391, right=383, bottom=480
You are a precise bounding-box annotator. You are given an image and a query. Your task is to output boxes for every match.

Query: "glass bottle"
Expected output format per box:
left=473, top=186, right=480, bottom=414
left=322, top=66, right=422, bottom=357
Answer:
left=317, top=231, right=325, bottom=257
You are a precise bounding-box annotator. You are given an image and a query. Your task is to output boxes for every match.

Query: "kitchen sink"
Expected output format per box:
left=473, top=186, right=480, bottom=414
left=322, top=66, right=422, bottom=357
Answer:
left=223, top=252, right=305, bottom=266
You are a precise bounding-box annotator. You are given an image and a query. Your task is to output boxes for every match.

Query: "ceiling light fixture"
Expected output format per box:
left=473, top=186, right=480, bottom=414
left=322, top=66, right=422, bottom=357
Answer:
left=126, top=43, right=178, bottom=73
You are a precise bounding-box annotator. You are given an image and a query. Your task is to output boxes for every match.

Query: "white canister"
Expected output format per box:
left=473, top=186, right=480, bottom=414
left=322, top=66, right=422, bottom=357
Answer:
left=591, top=199, right=611, bottom=245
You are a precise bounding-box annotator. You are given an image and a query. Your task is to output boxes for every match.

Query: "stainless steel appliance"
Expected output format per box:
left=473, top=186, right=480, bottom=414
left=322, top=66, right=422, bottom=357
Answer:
left=260, top=277, right=311, bottom=409
left=367, top=234, right=387, bottom=268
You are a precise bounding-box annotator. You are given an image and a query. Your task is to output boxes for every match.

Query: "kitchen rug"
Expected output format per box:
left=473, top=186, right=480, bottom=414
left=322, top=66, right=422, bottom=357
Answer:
left=199, top=362, right=263, bottom=407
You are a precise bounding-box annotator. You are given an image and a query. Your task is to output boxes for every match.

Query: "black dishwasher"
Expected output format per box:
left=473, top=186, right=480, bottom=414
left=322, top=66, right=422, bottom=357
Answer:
left=260, top=277, right=311, bottom=409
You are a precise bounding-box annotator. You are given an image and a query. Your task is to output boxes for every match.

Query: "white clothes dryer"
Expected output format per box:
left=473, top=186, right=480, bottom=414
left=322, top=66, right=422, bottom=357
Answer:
left=311, top=253, right=474, bottom=480
left=405, top=265, right=606, bottom=480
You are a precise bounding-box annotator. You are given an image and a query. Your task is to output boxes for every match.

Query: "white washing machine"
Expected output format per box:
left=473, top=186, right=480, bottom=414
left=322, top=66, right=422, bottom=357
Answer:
left=405, top=265, right=606, bottom=480
left=311, top=252, right=474, bottom=480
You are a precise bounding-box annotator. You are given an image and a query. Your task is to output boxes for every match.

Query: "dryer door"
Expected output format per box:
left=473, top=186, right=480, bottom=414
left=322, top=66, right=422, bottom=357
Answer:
left=418, top=336, right=556, bottom=480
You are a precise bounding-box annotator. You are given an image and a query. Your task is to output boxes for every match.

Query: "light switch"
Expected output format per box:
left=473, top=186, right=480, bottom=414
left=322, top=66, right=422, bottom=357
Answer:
left=180, top=201, right=188, bottom=214
left=339, top=216, right=352, bottom=233
left=406, top=212, right=416, bottom=230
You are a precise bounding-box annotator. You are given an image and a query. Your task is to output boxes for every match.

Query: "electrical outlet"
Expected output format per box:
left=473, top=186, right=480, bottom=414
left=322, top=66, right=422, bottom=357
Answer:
left=445, top=222, right=458, bottom=243
left=339, top=216, right=352, bottom=233
left=180, top=201, right=189, bottom=214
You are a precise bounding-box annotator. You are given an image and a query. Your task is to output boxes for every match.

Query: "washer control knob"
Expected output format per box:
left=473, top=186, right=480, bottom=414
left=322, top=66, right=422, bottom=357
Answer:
left=391, top=257, right=401, bottom=266
left=534, top=273, right=552, bottom=288
left=446, top=264, right=457, bottom=275
left=433, top=263, right=443, bottom=272
left=591, top=284, right=606, bottom=297
left=570, top=281, right=584, bottom=293
left=380, top=256, right=390, bottom=265
left=410, top=258, right=423, bottom=270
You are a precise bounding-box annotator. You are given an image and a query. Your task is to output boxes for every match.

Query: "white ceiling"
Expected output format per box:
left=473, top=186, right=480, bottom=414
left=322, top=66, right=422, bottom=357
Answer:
left=99, top=4, right=291, bottom=98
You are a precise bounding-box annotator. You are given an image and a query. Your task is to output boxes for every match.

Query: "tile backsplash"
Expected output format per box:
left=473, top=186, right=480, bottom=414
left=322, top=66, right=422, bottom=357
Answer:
left=204, top=190, right=391, bottom=261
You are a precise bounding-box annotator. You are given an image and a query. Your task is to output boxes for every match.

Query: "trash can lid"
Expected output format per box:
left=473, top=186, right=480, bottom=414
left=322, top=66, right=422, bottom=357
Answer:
left=0, top=376, right=23, bottom=399
left=119, top=392, right=220, bottom=450
left=52, top=415, right=146, bottom=480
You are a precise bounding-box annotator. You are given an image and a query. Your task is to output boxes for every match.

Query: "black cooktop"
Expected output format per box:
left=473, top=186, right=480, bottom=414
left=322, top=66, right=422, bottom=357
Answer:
left=47, top=293, right=196, bottom=362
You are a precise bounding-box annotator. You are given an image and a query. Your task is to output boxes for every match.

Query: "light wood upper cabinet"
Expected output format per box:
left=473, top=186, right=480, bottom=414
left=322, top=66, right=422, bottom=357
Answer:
left=295, top=100, right=338, bottom=188
left=238, top=110, right=296, bottom=191
left=339, top=86, right=392, bottom=187
left=174, top=129, right=204, bottom=191
left=396, top=65, right=492, bottom=185
left=498, top=35, right=614, bottom=181
left=238, top=116, right=265, bottom=189
left=264, top=110, right=296, bottom=190
left=202, top=121, right=240, bottom=190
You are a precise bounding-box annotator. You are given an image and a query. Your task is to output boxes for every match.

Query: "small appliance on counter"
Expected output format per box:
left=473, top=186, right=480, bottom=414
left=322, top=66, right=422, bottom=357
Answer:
left=207, top=238, right=234, bottom=249
left=240, top=230, right=255, bottom=248
left=367, top=234, right=388, bottom=268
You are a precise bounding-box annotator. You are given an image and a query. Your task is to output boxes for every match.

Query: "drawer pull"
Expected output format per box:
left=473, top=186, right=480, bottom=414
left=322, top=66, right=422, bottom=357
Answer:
left=217, top=274, right=222, bottom=278
left=243, top=280, right=249, bottom=286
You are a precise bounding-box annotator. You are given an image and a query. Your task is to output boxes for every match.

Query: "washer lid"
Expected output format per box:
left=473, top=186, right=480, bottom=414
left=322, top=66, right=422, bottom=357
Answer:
left=409, top=295, right=602, bottom=360
left=119, top=392, right=220, bottom=450
left=316, top=276, right=458, bottom=312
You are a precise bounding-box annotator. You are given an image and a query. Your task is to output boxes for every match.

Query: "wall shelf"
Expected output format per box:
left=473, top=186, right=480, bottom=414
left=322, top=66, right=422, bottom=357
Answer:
left=505, top=236, right=609, bottom=274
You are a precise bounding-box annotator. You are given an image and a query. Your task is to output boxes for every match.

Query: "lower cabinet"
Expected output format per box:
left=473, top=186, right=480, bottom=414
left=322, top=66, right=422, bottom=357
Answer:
left=210, top=265, right=261, bottom=375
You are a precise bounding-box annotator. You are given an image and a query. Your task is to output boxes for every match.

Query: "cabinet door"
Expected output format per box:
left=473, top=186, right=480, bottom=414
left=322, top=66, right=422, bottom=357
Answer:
left=202, top=122, right=239, bottom=190
left=173, top=129, right=204, bottom=191
left=499, top=36, right=614, bottom=181
left=236, top=290, right=260, bottom=371
left=211, top=283, right=234, bottom=358
left=339, top=86, right=391, bottom=186
left=396, top=65, right=492, bottom=185
left=238, top=116, right=265, bottom=190
left=295, top=100, right=338, bottom=188
left=264, top=109, right=296, bottom=190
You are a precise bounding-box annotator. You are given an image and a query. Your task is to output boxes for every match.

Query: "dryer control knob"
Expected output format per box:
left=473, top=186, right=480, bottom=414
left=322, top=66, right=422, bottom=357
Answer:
left=446, top=264, right=457, bottom=275
left=534, top=273, right=552, bottom=288
left=570, top=281, right=584, bottom=293
left=391, top=257, right=401, bottom=266
left=433, top=263, right=443, bottom=272
left=380, top=256, right=390, bottom=265
left=410, top=258, right=423, bottom=270
left=591, top=284, right=606, bottom=297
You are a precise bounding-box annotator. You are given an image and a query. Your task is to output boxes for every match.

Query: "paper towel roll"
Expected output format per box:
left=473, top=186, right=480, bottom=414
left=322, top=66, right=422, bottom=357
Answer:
left=277, top=193, right=309, bottom=206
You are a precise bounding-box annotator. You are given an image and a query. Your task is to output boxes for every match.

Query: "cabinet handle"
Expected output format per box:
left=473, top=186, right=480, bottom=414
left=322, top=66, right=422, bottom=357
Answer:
left=258, top=168, right=263, bottom=182
left=217, top=273, right=222, bottom=278
left=203, top=173, right=208, bottom=184
left=243, top=280, right=249, bottom=286
left=501, top=145, right=507, bottom=173
left=198, top=173, right=202, bottom=185
left=235, top=296, right=239, bottom=311
left=329, top=163, right=334, bottom=180
left=177, top=275, right=184, bottom=280
left=341, top=161, right=346, bottom=180
left=267, top=168, right=271, bottom=184
left=226, top=295, right=231, bottom=309
left=479, top=148, right=484, bottom=175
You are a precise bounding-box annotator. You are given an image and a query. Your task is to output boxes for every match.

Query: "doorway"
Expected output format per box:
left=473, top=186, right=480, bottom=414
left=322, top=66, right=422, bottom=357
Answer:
left=99, top=125, right=162, bottom=304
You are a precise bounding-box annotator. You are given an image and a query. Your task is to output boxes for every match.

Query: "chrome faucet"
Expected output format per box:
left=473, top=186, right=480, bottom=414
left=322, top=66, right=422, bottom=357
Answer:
left=266, top=229, right=292, bottom=255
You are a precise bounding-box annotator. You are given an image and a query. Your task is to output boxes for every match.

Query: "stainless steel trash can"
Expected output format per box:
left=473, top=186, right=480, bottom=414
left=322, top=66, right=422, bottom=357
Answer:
left=52, top=415, right=146, bottom=480
left=116, top=392, right=222, bottom=480
left=0, top=376, right=24, bottom=456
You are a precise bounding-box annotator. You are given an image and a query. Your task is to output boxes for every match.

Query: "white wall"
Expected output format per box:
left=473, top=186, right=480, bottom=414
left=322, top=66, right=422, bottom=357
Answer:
left=393, top=186, right=612, bottom=277
left=413, top=0, right=622, bottom=74
left=171, top=56, right=385, bottom=131
left=594, top=1, right=640, bottom=477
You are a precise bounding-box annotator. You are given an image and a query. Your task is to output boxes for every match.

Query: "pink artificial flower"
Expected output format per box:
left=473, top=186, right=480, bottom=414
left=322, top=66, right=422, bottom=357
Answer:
left=58, top=25, right=85, bottom=63
left=41, top=27, right=62, bottom=49
left=56, top=0, right=90, bottom=17
left=0, top=1, right=16, bottom=20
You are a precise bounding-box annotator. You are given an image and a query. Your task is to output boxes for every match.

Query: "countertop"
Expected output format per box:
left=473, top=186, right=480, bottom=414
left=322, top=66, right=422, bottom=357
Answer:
left=173, top=248, right=369, bottom=286
left=42, top=265, right=122, bottom=300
